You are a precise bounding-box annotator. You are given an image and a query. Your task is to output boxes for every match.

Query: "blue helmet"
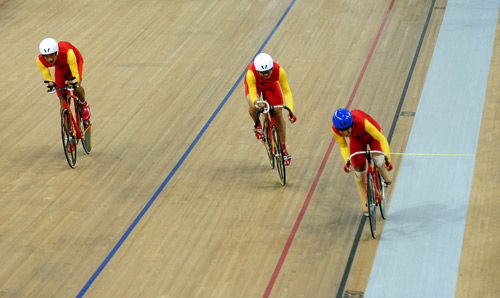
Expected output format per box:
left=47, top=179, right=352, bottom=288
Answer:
left=332, top=108, right=353, bottom=130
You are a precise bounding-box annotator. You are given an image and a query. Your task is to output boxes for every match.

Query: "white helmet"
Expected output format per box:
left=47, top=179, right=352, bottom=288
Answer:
left=254, top=53, right=273, bottom=72
left=39, top=38, right=59, bottom=55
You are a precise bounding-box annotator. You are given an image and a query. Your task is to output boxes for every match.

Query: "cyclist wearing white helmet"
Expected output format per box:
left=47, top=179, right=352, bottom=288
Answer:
left=37, top=38, right=91, bottom=122
left=244, top=52, right=297, bottom=166
left=332, top=108, right=393, bottom=215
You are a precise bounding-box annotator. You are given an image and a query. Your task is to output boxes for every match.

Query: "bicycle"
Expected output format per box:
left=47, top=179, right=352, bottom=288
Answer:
left=50, top=82, right=92, bottom=168
left=254, top=100, right=293, bottom=185
left=347, top=150, right=389, bottom=238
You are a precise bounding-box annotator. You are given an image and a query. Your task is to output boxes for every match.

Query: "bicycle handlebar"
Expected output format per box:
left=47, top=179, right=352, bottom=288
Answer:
left=253, top=100, right=294, bottom=128
left=44, top=80, right=56, bottom=93
left=45, top=77, right=78, bottom=94
left=346, top=150, right=389, bottom=168
left=55, top=86, right=75, bottom=92
left=255, top=100, right=270, bottom=114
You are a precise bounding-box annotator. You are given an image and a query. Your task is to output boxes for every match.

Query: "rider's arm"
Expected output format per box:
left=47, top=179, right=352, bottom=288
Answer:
left=67, top=49, right=81, bottom=83
left=278, top=67, right=294, bottom=113
left=246, top=70, right=259, bottom=104
left=365, top=120, right=392, bottom=162
left=36, top=56, right=54, bottom=83
left=332, top=127, right=351, bottom=163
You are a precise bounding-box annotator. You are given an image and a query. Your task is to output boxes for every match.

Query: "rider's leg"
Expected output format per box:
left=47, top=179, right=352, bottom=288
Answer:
left=275, top=109, right=290, bottom=165
left=59, top=96, right=72, bottom=133
left=274, top=107, right=286, bottom=145
left=74, top=60, right=86, bottom=102
left=58, top=96, right=65, bottom=115
left=246, top=94, right=259, bottom=120
left=354, top=166, right=368, bottom=213
left=74, top=85, right=86, bottom=102
left=264, top=83, right=287, bottom=147
left=368, top=136, right=392, bottom=183
left=349, top=137, right=370, bottom=213
left=71, top=61, right=90, bottom=120
left=74, top=84, right=90, bottom=121
left=373, top=154, right=392, bottom=183
left=246, top=94, right=263, bottom=140
left=244, top=75, right=261, bottom=123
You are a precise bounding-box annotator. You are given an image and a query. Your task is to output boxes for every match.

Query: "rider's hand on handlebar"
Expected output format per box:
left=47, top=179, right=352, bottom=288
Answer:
left=44, top=80, right=56, bottom=93
left=386, top=162, right=393, bottom=171
left=344, top=163, right=351, bottom=173
left=256, top=102, right=266, bottom=109
left=65, top=78, right=78, bottom=88
left=288, top=114, right=297, bottom=123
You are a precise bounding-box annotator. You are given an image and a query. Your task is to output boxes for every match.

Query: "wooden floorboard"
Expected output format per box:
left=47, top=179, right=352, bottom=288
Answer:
left=0, top=0, right=497, bottom=297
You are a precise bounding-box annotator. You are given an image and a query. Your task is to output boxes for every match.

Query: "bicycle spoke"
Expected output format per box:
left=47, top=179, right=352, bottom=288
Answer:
left=367, top=173, right=376, bottom=238
left=78, top=107, right=92, bottom=154
left=263, top=119, right=274, bottom=169
left=272, top=125, right=286, bottom=185
left=378, top=172, right=387, bottom=219
left=61, top=109, right=77, bottom=168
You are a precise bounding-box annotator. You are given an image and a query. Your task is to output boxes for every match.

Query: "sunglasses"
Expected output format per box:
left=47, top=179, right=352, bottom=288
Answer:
left=338, top=126, right=352, bottom=132
left=258, top=69, right=273, bottom=75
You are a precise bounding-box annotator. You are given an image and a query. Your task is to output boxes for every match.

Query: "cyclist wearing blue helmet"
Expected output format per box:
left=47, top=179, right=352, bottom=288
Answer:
left=332, top=108, right=393, bottom=215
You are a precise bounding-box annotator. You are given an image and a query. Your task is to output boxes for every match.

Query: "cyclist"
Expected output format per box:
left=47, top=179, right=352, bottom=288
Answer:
left=332, top=108, right=393, bottom=215
left=36, top=38, right=90, bottom=152
left=244, top=53, right=297, bottom=166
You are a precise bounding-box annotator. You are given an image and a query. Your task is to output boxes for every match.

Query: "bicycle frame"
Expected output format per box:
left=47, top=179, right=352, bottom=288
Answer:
left=347, top=150, right=388, bottom=238
left=57, top=87, right=84, bottom=139
left=53, top=84, right=92, bottom=168
left=347, top=150, right=387, bottom=204
left=254, top=100, right=293, bottom=140
left=253, top=100, right=293, bottom=185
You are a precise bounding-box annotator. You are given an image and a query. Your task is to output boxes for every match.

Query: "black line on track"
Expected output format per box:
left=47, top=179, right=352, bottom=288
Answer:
left=336, top=1, right=436, bottom=297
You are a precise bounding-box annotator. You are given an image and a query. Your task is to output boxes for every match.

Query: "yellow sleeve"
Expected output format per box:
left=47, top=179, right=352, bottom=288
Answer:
left=67, top=49, right=81, bottom=83
left=36, top=57, right=54, bottom=82
left=365, top=119, right=391, bottom=162
left=246, top=70, right=259, bottom=104
left=332, top=127, right=351, bottom=163
left=278, top=67, right=294, bottom=113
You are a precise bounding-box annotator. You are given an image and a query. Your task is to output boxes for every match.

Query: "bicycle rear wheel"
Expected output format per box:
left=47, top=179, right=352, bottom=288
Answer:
left=77, top=107, right=92, bottom=154
left=61, top=109, right=77, bottom=168
left=378, top=171, right=387, bottom=219
left=367, top=172, right=377, bottom=238
left=272, top=124, right=286, bottom=185
left=263, top=117, right=274, bottom=169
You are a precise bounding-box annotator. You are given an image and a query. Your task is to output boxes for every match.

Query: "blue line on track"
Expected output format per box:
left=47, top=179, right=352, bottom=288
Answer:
left=75, top=1, right=297, bottom=297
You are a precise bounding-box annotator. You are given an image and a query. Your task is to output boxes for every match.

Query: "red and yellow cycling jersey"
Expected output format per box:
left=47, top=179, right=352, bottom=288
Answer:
left=244, top=61, right=294, bottom=112
left=36, top=41, right=84, bottom=95
left=332, top=109, right=391, bottom=166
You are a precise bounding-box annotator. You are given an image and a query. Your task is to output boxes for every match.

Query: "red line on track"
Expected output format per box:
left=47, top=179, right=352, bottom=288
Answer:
left=263, top=1, right=395, bottom=297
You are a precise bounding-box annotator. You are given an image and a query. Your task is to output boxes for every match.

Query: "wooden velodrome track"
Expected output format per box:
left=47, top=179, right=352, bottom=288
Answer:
left=0, top=0, right=498, bottom=297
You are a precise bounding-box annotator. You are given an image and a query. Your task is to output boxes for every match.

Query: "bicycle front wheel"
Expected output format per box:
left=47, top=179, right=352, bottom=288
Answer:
left=272, top=125, right=286, bottom=185
left=262, top=117, right=274, bottom=169
left=77, top=107, right=92, bottom=154
left=61, top=109, right=77, bottom=168
left=378, top=171, right=387, bottom=219
left=367, top=172, right=377, bottom=238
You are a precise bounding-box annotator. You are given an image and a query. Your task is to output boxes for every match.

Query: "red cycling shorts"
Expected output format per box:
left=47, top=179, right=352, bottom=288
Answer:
left=245, top=81, right=284, bottom=106
left=55, top=62, right=85, bottom=97
left=349, top=132, right=383, bottom=168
